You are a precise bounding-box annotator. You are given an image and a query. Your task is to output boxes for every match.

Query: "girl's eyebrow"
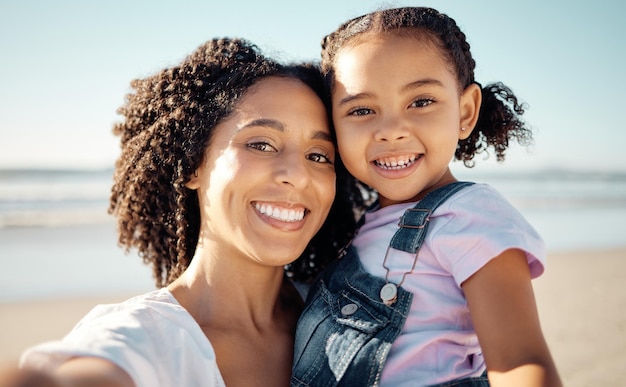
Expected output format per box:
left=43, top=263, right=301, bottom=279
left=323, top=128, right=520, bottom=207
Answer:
left=337, top=92, right=373, bottom=108
left=240, top=118, right=333, bottom=143
left=402, top=78, right=444, bottom=92
left=337, top=78, right=444, bottom=107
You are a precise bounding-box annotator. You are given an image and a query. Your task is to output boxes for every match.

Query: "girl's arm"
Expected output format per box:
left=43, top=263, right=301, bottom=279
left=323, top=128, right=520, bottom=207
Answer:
left=0, top=357, right=135, bottom=387
left=462, top=248, right=562, bottom=387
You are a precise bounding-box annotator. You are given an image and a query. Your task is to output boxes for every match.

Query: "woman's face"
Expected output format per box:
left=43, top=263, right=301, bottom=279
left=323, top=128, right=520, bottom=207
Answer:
left=189, top=77, right=336, bottom=268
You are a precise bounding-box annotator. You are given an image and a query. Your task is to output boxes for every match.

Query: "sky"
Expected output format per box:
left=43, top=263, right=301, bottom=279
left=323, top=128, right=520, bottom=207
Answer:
left=1, top=0, right=624, bottom=172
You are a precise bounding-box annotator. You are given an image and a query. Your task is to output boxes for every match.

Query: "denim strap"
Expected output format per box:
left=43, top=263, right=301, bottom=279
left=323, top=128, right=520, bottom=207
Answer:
left=389, top=182, right=474, bottom=253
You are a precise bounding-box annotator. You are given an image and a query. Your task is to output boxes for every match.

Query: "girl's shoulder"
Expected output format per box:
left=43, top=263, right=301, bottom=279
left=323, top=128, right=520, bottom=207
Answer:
left=431, top=182, right=546, bottom=279
left=439, top=182, right=516, bottom=214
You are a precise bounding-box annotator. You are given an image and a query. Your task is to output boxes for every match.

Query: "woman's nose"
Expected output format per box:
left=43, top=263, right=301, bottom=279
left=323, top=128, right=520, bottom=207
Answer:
left=273, top=151, right=309, bottom=189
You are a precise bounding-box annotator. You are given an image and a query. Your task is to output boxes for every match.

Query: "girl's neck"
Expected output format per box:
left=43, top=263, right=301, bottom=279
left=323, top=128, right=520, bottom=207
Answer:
left=378, top=168, right=458, bottom=208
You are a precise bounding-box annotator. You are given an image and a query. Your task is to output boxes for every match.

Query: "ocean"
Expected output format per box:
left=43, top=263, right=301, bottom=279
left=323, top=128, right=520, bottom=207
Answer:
left=1, top=167, right=625, bottom=302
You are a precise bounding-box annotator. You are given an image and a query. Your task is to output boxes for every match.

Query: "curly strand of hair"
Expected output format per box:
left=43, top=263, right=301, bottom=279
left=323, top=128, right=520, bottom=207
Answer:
left=167, top=161, right=194, bottom=285
left=109, top=133, right=174, bottom=286
left=109, top=68, right=181, bottom=219
left=456, top=82, right=532, bottom=166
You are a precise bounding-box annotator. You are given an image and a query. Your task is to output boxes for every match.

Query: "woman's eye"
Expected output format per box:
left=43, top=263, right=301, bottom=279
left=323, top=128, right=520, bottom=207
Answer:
left=247, top=142, right=276, bottom=152
left=347, top=107, right=374, bottom=116
left=410, top=98, right=434, bottom=108
left=307, top=152, right=333, bottom=165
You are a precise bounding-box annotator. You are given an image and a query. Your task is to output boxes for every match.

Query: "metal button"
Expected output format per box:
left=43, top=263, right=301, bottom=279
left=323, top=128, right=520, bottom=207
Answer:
left=341, top=303, right=359, bottom=316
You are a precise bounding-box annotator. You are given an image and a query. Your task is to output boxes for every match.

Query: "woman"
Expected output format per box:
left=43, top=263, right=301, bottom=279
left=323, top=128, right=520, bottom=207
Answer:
left=3, top=37, right=363, bottom=387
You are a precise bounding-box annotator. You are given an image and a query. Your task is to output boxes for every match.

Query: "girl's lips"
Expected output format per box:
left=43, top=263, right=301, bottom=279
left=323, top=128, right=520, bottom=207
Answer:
left=253, top=202, right=307, bottom=223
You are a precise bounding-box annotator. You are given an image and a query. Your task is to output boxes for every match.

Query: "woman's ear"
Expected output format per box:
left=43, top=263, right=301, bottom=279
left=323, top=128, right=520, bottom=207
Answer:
left=459, top=83, right=482, bottom=140
left=185, top=170, right=200, bottom=190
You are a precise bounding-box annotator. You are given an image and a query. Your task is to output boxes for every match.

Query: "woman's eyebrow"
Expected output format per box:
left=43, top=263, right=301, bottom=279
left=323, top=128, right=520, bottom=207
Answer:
left=240, top=118, right=333, bottom=143
left=312, top=130, right=333, bottom=143
left=239, top=118, right=285, bottom=131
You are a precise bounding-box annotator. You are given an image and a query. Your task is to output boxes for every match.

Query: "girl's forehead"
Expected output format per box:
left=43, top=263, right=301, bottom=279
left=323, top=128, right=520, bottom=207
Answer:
left=337, top=33, right=445, bottom=64
left=334, top=32, right=458, bottom=86
left=338, top=31, right=445, bottom=59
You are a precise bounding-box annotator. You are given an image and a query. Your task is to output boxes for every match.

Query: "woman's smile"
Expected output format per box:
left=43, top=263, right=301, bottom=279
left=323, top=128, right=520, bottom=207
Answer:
left=253, top=201, right=307, bottom=223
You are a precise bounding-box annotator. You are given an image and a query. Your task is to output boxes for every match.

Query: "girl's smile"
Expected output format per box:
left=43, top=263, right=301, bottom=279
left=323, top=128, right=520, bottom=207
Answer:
left=371, top=152, right=423, bottom=180
left=373, top=153, right=421, bottom=170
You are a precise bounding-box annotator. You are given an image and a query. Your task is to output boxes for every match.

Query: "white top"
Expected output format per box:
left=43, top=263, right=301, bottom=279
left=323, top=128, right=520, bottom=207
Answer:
left=353, top=183, right=545, bottom=386
left=20, top=288, right=226, bottom=387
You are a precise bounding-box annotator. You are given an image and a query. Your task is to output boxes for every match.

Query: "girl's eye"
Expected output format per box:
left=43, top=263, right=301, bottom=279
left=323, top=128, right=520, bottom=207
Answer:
left=247, top=142, right=277, bottom=152
left=307, top=152, right=334, bottom=165
left=347, top=107, right=374, bottom=116
left=410, top=98, right=434, bottom=108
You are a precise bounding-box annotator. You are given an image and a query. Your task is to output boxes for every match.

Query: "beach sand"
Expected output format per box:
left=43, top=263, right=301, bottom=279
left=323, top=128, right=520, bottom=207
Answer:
left=1, top=248, right=625, bottom=386
left=533, top=248, right=626, bottom=386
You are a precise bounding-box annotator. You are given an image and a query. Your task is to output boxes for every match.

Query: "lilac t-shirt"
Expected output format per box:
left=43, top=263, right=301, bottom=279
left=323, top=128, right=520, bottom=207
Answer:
left=353, top=183, right=545, bottom=386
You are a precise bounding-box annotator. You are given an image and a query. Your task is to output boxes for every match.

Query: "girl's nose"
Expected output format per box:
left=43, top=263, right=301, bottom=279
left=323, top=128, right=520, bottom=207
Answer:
left=374, top=116, right=410, bottom=142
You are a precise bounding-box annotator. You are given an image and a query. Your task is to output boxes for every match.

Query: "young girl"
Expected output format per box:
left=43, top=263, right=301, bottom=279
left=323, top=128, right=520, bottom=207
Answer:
left=292, top=7, right=562, bottom=387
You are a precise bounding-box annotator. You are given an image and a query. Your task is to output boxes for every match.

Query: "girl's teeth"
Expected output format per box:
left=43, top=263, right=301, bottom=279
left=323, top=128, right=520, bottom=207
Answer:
left=255, top=203, right=305, bottom=222
left=376, top=156, right=417, bottom=169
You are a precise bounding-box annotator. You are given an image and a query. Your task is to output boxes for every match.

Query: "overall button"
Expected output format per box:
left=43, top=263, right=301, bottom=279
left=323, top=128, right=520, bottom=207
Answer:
left=341, top=303, right=359, bottom=316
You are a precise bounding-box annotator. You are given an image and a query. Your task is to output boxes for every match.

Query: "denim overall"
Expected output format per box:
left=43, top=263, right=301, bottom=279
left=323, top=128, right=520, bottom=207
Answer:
left=291, top=182, right=489, bottom=387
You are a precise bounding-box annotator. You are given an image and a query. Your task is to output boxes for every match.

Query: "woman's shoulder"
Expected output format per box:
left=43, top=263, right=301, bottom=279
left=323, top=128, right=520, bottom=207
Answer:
left=73, top=288, right=185, bottom=327
left=20, top=288, right=223, bottom=386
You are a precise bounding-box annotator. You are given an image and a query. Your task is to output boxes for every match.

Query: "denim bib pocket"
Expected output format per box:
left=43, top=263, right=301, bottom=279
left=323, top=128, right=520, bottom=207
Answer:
left=292, top=251, right=413, bottom=386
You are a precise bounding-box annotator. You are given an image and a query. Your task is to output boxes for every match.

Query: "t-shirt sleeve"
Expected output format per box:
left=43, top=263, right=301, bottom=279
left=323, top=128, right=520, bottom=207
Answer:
left=20, top=303, right=161, bottom=387
left=430, top=183, right=546, bottom=285
left=20, top=289, right=226, bottom=387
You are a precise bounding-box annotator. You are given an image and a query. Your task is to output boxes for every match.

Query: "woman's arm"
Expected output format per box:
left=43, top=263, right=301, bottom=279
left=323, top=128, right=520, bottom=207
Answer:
left=0, top=357, right=135, bottom=387
left=462, top=248, right=562, bottom=387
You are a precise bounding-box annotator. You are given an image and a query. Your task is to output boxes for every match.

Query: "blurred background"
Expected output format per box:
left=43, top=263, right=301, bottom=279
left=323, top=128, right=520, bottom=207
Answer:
left=1, top=0, right=625, bottom=301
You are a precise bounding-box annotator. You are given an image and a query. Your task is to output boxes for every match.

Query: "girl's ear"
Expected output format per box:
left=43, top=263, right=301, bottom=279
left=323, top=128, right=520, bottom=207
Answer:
left=459, top=83, right=482, bottom=140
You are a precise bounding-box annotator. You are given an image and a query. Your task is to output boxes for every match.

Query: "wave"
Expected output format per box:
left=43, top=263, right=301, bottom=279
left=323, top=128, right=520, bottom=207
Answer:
left=2, top=167, right=626, bottom=228
left=0, top=168, right=114, bottom=228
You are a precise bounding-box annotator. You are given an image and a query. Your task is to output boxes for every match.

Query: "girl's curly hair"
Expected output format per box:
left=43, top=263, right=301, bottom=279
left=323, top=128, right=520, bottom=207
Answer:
left=321, top=6, right=533, bottom=167
left=109, top=37, right=365, bottom=287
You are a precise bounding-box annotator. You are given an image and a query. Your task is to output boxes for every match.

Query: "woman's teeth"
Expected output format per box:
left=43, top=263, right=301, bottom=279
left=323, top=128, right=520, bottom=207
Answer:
left=255, top=203, right=305, bottom=222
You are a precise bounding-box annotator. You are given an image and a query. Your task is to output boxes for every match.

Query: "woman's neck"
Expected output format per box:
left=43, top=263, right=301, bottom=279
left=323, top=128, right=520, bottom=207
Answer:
left=167, top=241, right=291, bottom=330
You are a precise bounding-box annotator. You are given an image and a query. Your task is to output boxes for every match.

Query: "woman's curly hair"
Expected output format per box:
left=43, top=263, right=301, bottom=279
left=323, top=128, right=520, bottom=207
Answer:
left=109, top=37, right=365, bottom=287
left=321, top=6, right=533, bottom=167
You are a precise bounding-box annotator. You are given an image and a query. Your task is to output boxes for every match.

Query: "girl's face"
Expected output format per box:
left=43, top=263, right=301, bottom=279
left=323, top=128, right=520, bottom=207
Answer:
left=331, top=34, right=478, bottom=207
left=188, top=77, right=336, bottom=268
